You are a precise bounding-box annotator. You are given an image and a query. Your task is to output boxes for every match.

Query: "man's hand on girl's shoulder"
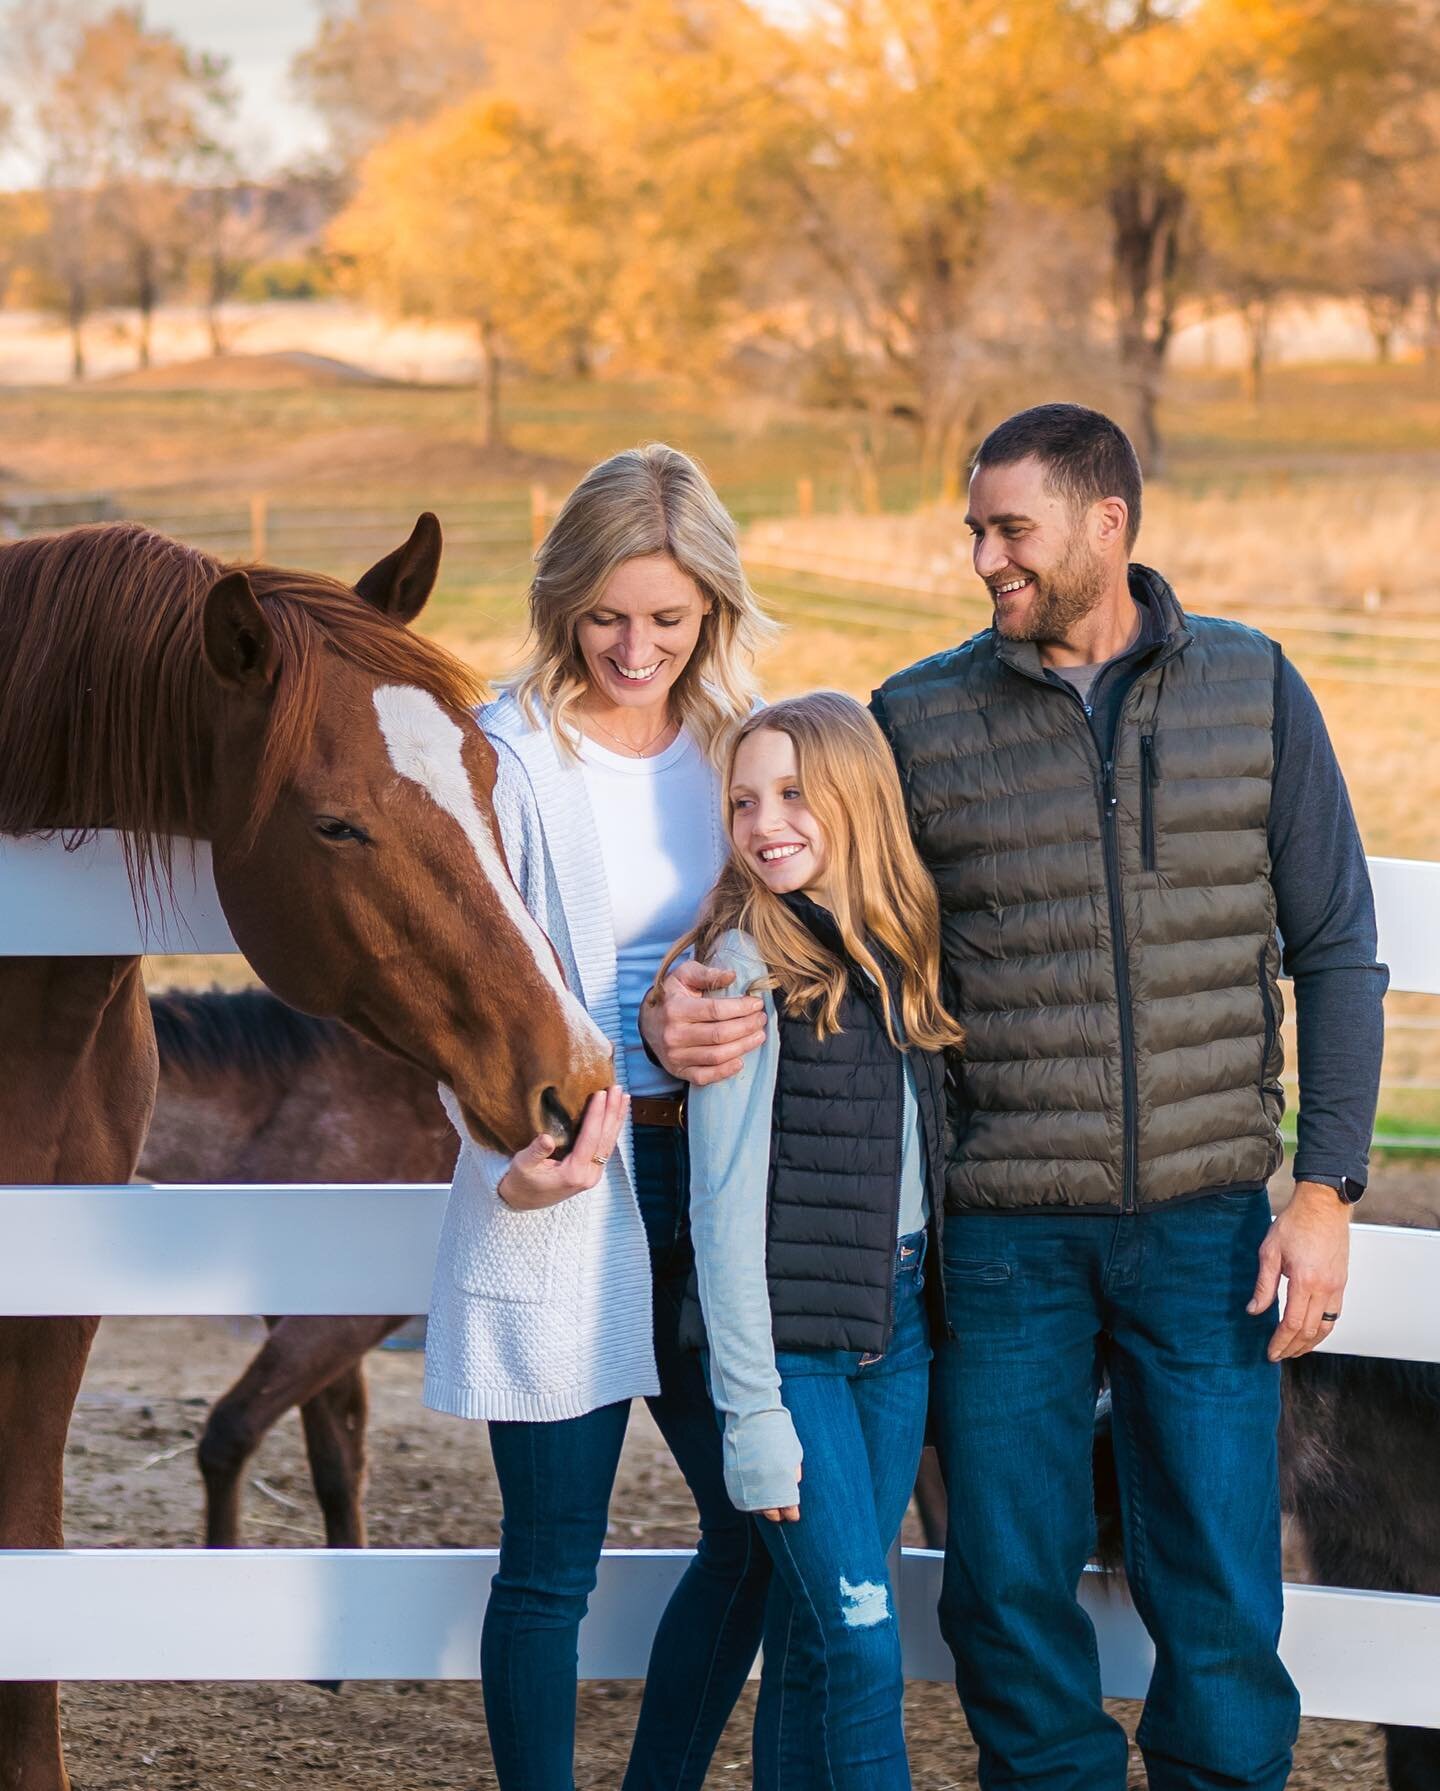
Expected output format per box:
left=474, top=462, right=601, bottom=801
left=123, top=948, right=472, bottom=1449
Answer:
left=640, top=959, right=767, bottom=1086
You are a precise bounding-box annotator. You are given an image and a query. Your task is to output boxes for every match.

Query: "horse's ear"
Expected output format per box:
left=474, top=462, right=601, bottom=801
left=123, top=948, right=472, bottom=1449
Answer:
left=202, top=570, right=277, bottom=692
left=354, top=512, right=442, bottom=624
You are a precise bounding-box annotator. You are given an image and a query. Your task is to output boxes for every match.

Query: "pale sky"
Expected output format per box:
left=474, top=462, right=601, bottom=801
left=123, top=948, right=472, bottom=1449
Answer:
left=1, top=0, right=331, bottom=188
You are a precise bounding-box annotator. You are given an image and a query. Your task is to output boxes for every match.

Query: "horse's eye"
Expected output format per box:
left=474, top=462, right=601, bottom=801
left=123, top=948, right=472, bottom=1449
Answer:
left=314, top=816, right=369, bottom=844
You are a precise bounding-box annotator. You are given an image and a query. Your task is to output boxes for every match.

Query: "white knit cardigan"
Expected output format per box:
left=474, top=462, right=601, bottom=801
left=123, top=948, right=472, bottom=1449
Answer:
left=422, top=690, right=727, bottom=1423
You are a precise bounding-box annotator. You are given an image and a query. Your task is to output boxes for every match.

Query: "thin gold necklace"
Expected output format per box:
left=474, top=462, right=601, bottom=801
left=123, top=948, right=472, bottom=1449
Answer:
left=583, top=711, right=679, bottom=759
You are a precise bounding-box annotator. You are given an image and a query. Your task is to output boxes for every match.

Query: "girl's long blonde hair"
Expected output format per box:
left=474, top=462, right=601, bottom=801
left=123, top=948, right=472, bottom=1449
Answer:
left=660, top=693, right=965, bottom=1053
left=510, top=443, right=778, bottom=762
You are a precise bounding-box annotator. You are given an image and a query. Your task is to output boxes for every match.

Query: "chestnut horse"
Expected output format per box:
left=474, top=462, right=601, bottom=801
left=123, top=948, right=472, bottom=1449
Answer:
left=0, top=519, right=613, bottom=1791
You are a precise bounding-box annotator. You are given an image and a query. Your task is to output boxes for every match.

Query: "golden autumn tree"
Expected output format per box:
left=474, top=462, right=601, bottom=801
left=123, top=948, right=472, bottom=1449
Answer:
left=297, top=0, right=587, bottom=164
left=1028, top=0, right=1436, bottom=465
left=577, top=0, right=1082, bottom=499
left=329, top=96, right=616, bottom=445
left=1320, top=92, right=1440, bottom=370
left=34, top=6, right=235, bottom=371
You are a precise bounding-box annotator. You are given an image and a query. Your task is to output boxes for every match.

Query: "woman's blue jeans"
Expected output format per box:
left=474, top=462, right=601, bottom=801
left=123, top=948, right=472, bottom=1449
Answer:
left=932, top=1191, right=1301, bottom=1791
left=749, top=1231, right=932, bottom=1791
left=481, top=1124, right=770, bottom=1791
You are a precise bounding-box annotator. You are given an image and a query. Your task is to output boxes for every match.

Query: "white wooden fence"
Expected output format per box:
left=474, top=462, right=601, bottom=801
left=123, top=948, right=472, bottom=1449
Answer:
left=2, top=834, right=1439, bottom=1730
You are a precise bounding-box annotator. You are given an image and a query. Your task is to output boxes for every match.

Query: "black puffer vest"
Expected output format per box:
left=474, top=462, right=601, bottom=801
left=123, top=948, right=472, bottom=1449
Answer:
left=872, top=568, right=1285, bottom=1214
left=681, top=895, right=949, bottom=1354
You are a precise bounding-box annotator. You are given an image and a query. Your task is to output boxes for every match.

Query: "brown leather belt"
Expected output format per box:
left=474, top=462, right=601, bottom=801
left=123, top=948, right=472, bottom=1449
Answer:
left=630, top=1094, right=686, bottom=1129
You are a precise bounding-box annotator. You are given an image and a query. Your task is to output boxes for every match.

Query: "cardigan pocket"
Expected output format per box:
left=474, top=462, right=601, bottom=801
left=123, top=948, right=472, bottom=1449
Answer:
left=449, top=1177, right=565, bottom=1306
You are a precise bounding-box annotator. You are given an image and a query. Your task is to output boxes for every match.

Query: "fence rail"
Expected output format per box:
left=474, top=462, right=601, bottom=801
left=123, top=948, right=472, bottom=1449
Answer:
left=0, top=1550, right=1437, bottom=1728
left=2, top=832, right=1438, bottom=1717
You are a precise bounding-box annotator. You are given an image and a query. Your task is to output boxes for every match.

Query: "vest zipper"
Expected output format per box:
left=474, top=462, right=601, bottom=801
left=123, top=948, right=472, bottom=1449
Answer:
left=999, top=620, right=1190, bottom=1216
left=1100, top=753, right=1140, bottom=1213
left=1140, top=735, right=1156, bottom=871
left=1053, top=682, right=1141, bottom=1214
left=881, top=1053, right=903, bottom=1352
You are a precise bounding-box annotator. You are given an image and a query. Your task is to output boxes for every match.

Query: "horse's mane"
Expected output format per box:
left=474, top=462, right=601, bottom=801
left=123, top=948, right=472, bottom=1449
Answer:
left=149, top=986, right=351, bottom=1093
left=0, top=521, right=485, bottom=891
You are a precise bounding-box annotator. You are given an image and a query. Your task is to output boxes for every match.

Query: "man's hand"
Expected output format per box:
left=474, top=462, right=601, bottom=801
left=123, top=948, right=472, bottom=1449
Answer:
left=1248, top=1182, right=1353, bottom=1362
left=639, top=959, right=767, bottom=1087
left=498, top=1088, right=629, bottom=1210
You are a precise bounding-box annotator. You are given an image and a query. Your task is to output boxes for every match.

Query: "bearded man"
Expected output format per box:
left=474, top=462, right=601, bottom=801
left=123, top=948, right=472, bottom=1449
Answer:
left=642, top=403, right=1385, bottom=1790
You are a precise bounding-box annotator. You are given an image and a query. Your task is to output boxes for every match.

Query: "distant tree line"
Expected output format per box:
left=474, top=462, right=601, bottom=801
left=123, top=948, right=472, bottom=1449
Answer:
left=0, top=5, right=337, bottom=376
left=307, top=0, right=1440, bottom=480
left=3, top=0, right=1439, bottom=481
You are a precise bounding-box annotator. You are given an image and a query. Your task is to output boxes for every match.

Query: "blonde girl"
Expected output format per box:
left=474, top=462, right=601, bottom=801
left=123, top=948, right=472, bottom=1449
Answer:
left=422, top=443, right=776, bottom=1790
left=662, top=692, right=964, bottom=1790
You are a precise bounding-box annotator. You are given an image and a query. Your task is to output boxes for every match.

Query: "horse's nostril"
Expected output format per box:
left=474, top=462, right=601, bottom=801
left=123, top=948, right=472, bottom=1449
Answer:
left=540, top=1085, right=575, bottom=1152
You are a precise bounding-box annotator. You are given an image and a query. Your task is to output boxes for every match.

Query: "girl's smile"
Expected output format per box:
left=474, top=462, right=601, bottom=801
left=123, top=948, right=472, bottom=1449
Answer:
left=730, top=727, right=829, bottom=900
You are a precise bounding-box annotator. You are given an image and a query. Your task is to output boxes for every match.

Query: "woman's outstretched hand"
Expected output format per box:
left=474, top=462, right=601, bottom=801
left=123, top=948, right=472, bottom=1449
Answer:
left=497, top=1087, right=630, bottom=1210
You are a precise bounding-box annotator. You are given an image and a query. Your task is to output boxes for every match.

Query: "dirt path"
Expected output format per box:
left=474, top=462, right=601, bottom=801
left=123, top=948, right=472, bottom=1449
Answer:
left=57, top=1317, right=1391, bottom=1790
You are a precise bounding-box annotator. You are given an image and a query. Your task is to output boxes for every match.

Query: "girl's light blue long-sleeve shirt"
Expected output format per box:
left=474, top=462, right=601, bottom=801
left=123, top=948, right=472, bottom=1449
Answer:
left=687, top=928, right=928, bottom=1513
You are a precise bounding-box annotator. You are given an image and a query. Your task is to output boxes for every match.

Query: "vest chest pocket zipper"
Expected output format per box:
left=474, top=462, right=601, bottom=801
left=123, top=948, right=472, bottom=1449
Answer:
left=1140, top=735, right=1157, bottom=871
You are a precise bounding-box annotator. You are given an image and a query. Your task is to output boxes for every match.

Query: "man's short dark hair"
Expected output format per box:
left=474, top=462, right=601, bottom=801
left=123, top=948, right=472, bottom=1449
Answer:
left=972, top=403, right=1143, bottom=549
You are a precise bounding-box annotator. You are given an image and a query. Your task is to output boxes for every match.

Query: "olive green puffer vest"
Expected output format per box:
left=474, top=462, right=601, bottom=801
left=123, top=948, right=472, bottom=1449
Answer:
left=872, top=569, right=1286, bottom=1214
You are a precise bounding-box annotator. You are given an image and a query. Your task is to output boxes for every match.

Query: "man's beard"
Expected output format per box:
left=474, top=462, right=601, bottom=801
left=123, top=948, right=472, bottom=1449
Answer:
left=994, top=538, right=1107, bottom=643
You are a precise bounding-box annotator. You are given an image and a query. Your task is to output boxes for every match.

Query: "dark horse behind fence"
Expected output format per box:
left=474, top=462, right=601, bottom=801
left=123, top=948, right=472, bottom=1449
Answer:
left=0, top=517, right=614, bottom=1791
left=141, top=986, right=456, bottom=1549
left=138, top=987, right=1440, bottom=1789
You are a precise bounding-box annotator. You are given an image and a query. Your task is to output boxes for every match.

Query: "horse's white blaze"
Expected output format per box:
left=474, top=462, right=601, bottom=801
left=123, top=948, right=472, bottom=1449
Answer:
left=372, top=686, right=608, bottom=1063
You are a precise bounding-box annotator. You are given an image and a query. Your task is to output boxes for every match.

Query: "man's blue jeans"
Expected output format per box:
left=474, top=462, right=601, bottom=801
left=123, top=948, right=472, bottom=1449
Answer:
left=932, top=1192, right=1301, bottom=1791
left=482, top=1125, right=770, bottom=1791
left=750, top=1231, right=932, bottom=1791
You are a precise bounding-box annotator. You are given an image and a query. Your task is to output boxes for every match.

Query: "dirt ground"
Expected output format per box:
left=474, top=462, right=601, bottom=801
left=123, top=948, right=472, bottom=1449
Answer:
left=56, top=1173, right=1435, bottom=1791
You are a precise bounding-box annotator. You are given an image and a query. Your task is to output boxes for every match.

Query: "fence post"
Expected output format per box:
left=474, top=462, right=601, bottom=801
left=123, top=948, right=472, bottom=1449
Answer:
left=797, top=475, right=814, bottom=518
left=249, top=494, right=268, bottom=562
left=530, top=485, right=548, bottom=553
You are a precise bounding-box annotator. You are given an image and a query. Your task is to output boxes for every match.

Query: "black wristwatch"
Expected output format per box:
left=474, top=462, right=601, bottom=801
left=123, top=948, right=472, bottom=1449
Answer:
left=1299, top=1173, right=1366, bottom=1205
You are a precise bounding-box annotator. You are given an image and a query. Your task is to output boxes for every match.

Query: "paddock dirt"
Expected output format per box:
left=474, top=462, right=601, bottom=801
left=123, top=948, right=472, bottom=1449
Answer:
left=57, top=1233, right=1425, bottom=1791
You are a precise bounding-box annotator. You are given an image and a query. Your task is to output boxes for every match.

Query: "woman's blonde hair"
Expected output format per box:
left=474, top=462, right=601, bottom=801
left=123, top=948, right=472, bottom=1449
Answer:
left=510, top=443, right=778, bottom=762
left=659, top=692, right=965, bottom=1053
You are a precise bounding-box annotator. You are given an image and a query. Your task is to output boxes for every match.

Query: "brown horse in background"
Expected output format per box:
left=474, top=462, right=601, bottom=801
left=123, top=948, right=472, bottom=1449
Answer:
left=140, top=987, right=457, bottom=1550
left=0, top=518, right=613, bottom=1791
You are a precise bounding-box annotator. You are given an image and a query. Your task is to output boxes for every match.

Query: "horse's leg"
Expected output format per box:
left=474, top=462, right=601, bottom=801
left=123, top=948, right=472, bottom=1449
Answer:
left=299, top=1361, right=371, bottom=1549
left=198, top=1314, right=405, bottom=1546
left=0, top=957, right=154, bottom=1791
left=1282, top=1353, right=1440, bottom=1790
left=0, top=1316, right=101, bottom=1791
left=1382, top=1725, right=1440, bottom=1791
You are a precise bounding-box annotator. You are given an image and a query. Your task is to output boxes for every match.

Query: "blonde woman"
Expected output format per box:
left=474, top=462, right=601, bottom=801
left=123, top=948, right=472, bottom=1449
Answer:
left=422, top=444, right=777, bottom=1790
left=662, top=694, right=964, bottom=1789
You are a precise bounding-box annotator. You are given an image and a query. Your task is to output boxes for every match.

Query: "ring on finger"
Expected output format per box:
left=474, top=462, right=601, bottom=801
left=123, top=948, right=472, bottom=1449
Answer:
left=1321, top=1311, right=1340, bottom=1323
left=591, top=1153, right=609, bottom=1168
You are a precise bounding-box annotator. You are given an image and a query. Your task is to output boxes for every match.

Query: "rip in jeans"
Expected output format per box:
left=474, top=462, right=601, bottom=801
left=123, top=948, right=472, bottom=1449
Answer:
left=838, top=1576, right=891, bottom=1628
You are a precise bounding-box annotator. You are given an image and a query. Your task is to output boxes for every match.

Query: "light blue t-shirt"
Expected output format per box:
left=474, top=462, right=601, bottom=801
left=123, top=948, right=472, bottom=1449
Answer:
left=576, top=728, right=725, bottom=1096
left=687, top=927, right=930, bottom=1513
